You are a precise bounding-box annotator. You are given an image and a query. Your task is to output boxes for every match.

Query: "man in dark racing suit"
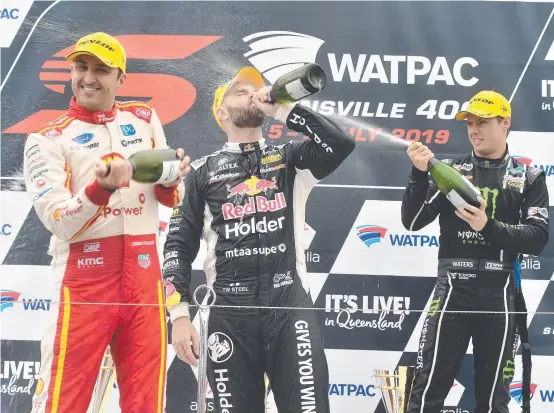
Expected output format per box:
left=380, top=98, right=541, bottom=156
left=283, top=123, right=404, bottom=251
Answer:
left=163, top=67, right=355, bottom=413
left=401, top=90, right=549, bottom=413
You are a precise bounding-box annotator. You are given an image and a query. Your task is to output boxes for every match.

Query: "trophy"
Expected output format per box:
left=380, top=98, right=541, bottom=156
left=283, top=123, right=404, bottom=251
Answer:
left=86, top=346, right=117, bottom=413
left=374, top=366, right=415, bottom=413
left=193, top=284, right=217, bottom=413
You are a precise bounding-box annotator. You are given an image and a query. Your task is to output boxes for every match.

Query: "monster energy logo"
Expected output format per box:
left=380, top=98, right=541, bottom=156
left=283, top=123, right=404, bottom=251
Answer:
left=477, top=187, right=499, bottom=219
left=428, top=297, right=441, bottom=317
left=503, top=359, right=515, bottom=381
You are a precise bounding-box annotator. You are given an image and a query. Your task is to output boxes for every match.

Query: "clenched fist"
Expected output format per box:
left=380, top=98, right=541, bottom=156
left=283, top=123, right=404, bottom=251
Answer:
left=407, top=142, right=435, bottom=172
left=95, top=158, right=132, bottom=190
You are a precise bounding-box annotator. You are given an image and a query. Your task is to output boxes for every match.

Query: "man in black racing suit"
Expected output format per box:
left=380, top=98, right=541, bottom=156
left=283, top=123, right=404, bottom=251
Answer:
left=401, top=90, right=549, bottom=413
left=163, top=67, right=356, bottom=413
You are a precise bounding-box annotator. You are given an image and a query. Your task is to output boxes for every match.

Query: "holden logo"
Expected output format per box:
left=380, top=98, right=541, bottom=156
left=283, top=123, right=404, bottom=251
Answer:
left=207, top=332, right=234, bottom=363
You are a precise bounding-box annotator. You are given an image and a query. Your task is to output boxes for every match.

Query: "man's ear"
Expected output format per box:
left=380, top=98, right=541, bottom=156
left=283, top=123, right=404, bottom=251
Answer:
left=116, top=71, right=127, bottom=90
left=503, top=116, right=511, bottom=130
left=217, top=107, right=228, bottom=122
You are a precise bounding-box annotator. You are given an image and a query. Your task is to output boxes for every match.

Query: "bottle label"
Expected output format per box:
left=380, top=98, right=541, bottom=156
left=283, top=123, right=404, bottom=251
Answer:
left=156, top=160, right=181, bottom=185
left=285, top=79, right=312, bottom=101
left=446, top=189, right=468, bottom=209
left=461, top=175, right=481, bottom=195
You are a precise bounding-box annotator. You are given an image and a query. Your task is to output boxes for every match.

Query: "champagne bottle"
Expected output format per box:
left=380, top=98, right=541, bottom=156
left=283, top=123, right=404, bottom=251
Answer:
left=127, top=149, right=183, bottom=185
left=428, top=158, right=482, bottom=208
left=268, top=63, right=327, bottom=103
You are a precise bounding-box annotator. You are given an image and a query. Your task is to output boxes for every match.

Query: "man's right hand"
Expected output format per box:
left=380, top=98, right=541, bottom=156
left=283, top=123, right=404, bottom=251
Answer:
left=95, top=159, right=133, bottom=190
left=407, top=142, right=435, bottom=172
left=172, top=316, right=200, bottom=366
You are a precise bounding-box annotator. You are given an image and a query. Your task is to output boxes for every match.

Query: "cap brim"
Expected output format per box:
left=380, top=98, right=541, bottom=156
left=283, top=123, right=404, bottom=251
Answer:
left=455, top=111, right=469, bottom=121
left=455, top=109, right=498, bottom=121
left=213, top=83, right=230, bottom=128
left=65, top=50, right=119, bottom=69
left=231, top=66, right=264, bottom=89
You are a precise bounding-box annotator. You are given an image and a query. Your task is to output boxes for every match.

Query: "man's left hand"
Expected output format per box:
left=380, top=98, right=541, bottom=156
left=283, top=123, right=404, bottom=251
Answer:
left=161, top=148, right=191, bottom=187
left=455, top=197, right=488, bottom=231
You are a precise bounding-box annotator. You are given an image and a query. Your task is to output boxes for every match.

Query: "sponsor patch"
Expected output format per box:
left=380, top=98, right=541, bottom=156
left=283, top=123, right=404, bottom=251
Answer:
left=261, top=154, right=282, bottom=164
left=72, top=133, right=94, bottom=144
left=208, top=332, right=234, bottom=363
left=528, top=207, right=548, bottom=219
left=138, top=253, right=151, bottom=269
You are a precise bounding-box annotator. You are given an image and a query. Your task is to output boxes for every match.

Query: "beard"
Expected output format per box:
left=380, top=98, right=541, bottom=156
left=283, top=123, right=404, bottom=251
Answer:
left=228, top=104, right=265, bottom=128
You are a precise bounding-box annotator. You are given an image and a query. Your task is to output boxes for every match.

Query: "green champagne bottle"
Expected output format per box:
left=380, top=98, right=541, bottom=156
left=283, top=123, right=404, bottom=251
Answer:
left=428, top=158, right=482, bottom=208
left=128, top=149, right=183, bottom=185
left=269, top=63, right=327, bottom=103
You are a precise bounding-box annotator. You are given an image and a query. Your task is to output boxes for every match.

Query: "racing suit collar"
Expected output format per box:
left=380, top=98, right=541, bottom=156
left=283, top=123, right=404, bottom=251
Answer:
left=68, top=96, right=117, bottom=124
left=471, top=144, right=511, bottom=169
left=224, top=139, right=267, bottom=154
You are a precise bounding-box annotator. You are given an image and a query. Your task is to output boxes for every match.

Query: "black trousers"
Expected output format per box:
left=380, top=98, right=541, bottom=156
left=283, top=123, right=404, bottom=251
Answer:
left=407, top=259, right=517, bottom=413
left=206, top=293, right=330, bottom=413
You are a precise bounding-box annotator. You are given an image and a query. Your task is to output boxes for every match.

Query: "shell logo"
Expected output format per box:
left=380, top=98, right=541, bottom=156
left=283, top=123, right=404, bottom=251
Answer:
left=101, top=152, right=125, bottom=165
left=35, top=378, right=44, bottom=396
left=101, top=152, right=129, bottom=188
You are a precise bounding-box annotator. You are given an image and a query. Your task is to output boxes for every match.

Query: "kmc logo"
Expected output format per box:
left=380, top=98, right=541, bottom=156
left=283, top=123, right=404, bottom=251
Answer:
left=3, top=35, right=222, bottom=134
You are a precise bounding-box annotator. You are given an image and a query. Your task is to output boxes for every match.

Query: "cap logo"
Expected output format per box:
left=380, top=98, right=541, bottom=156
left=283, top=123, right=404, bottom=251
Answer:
left=471, top=97, right=494, bottom=105
left=77, top=39, right=116, bottom=53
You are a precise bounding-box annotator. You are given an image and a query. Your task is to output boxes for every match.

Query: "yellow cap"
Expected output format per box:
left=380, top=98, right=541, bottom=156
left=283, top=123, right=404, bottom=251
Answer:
left=455, top=90, right=511, bottom=121
left=212, top=66, right=265, bottom=128
left=66, top=32, right=126, bottom=73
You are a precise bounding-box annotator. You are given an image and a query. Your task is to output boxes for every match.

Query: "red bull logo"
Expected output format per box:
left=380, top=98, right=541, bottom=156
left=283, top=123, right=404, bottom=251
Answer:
left=226, top=176, right=278, bottom=198
left=164, top=279, right=176, bottom=297
left=226, top=182, right=250, bottom=198
left=164, top=279, right=181, bottom=306
left=223, top=176, right=285, bottom=220
left=222, top=192, right=286, bottom=220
